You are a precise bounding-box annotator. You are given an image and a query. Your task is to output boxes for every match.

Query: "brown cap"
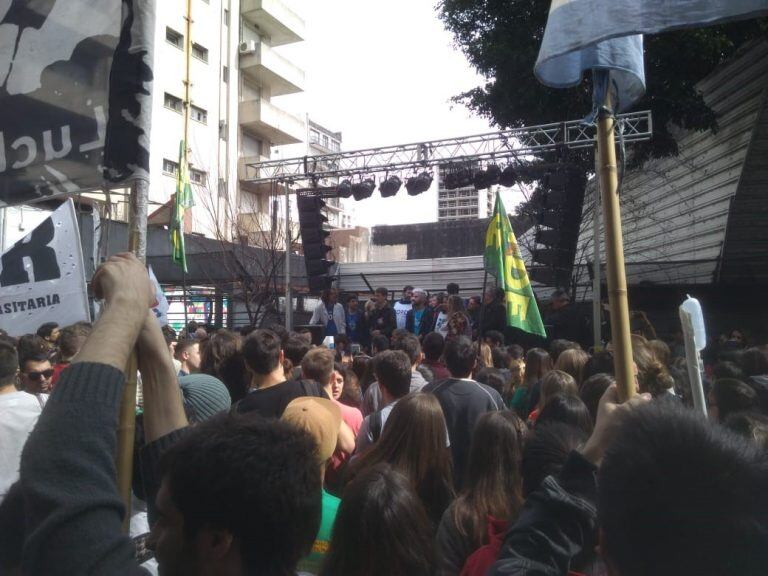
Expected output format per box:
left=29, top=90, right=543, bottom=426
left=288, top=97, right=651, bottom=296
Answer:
left=282, top=397, right=341, bottom=464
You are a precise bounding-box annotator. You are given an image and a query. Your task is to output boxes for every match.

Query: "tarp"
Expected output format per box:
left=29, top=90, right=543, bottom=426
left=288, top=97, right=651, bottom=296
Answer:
left=0, top=199, right=90, bottom=335
left=0, top=0, right=156, bottom=207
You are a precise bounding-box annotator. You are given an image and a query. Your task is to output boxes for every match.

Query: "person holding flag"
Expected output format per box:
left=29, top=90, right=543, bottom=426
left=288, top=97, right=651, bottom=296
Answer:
left=482, top=191, right=546, bottom=341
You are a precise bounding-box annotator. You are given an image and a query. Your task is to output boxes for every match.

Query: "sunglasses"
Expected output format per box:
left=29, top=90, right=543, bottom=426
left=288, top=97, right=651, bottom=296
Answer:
left=25, top=369, right=54, bottom=380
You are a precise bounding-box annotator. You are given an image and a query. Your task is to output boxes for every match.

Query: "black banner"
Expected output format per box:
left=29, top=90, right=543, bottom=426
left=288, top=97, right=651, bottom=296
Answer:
left=0, top=0, right=155, bottom=206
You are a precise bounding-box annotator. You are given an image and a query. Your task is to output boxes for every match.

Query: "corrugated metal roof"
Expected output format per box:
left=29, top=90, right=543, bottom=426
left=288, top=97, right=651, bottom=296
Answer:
left=574, top=40, right=768, bottom=298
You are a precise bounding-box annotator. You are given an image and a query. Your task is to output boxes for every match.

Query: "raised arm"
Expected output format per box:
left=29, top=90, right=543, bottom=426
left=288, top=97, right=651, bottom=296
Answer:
left=19, top=253, right=153, bottom=575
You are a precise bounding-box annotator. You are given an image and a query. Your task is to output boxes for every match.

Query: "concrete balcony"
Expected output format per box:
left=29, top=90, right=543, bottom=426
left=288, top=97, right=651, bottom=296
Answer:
left=239, top=98, right=305, bottom=145
left=241, top=0, right=305, bottom=46
left=239, top=41, right=304, bottom=96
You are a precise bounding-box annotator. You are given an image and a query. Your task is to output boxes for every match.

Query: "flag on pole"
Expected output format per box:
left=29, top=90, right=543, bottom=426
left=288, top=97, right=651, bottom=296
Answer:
left=170, top=140, right=194, bottom=272
left=535, top=0, right=768, bottom=112
left=484, top=192, right=546, bottom=338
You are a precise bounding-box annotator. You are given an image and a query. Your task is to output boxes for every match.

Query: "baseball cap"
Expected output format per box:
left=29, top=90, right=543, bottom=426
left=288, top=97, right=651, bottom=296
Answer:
left=282, top=397, right=341, bottom=464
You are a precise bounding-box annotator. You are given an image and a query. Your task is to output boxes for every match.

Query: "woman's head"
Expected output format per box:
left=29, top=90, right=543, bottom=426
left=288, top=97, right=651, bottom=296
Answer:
left=349, top=393, right=454, bottom=523
left=554, top=348, right=590, bottom=386
left=320, top=465, right=434, bottom=576
left=453, top=411, right=526, bottom=547
left=580, top=373, right=615, bottom=424
left=447, top=295, right=465, bottom=314
left=537, top=394, right=594, bottom=435
left=338, top=365, right=362, bottom=408
left=524, top=348, right=552, bottom=384
left=521, top=422, right=588, bottom=497
left=200, top=330, right=248, bottom=403
left=539, top=370, right=578, bottom=409
left=708, top=378, right=760, bottom=423
left=633, top=338, right=674, bottom=396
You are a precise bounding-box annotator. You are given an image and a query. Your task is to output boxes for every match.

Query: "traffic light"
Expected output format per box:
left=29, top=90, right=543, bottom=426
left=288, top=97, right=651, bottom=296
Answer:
left=297, top=194, right=335, bottom=294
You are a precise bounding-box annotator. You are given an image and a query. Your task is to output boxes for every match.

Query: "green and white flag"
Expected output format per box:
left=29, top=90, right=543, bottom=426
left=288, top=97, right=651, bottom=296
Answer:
left=170, top=139, right=194, bottom=272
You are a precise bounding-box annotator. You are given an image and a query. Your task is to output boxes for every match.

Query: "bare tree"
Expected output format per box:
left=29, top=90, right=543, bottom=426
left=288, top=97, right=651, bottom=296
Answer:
left=194, top=181, right=300, bottom=327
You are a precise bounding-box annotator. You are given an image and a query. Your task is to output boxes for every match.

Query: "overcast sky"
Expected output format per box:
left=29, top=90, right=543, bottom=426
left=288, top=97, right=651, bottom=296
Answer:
left=276, top=0, right=527, bottom=227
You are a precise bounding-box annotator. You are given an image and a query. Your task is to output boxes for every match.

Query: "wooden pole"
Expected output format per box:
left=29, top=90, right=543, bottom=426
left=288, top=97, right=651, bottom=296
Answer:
left=592, top=149, right=602, bottom=349
left=116, top=178, right=149, bottom=532
left=596, top=100, right=635, bottom=401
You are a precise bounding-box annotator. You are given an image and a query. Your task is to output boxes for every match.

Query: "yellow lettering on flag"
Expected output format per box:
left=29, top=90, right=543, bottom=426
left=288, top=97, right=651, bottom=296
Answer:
left=506, top=291, right=530, bottom=322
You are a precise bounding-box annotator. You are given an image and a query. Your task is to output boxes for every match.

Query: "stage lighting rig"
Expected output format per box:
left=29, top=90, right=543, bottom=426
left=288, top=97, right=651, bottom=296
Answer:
left=405, top=171, right=433, bottom=196
left=351, top=177, right=376, bottom=201
left=379, top=175, right=402, bottom=198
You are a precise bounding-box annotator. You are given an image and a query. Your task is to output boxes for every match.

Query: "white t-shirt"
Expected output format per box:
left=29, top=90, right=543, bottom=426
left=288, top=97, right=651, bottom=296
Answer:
left=0, top=391, right=47, bottom=500
left=393, top=300, right=412, bottom=330
left=434, top=310, right=449, bottom=337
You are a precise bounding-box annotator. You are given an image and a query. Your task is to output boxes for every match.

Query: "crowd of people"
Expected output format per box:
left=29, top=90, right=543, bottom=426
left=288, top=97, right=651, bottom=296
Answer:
left=1, top=254, right=767, bottom=575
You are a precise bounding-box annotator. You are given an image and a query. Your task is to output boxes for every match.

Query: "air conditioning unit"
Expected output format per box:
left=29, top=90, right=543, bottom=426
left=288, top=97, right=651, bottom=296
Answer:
left=239, top=40, right=257, bottom=54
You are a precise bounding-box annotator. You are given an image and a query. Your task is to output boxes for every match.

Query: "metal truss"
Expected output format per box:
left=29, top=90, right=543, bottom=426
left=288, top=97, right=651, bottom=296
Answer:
left=244, top=110, right=652, bottom=184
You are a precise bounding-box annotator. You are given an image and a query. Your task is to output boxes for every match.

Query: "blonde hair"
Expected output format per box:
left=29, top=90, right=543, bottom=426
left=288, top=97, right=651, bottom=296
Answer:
left=554, top=348, right=590, bottom=386
left=539, top=370, right=578, bottom=409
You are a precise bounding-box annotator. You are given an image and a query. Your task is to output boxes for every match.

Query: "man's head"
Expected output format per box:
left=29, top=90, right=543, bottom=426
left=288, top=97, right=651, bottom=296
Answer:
left=443, top=336, right=476, bottom=379
left=321, top=288, right=338, bottom=305
left=175, top=340, right=201, bottom=374
left=19, top=354, right=52, bottom=394
left=371, top=334, right=390, bottom=355
left=446, top=282, right=460, bottom=296
left=283, top=335, right=310, bottom=368
left=467, top=296, right=481, bottom=311
left=58, top=323, right=92, bottom=361
left=401, top=285, right=414, bottom=302
left=36, top=322, right=60, bottom=344
left=150, top=413, right=322, bottom=576
left=0, top=342, right=18, bottom=390
left=242, top=329, right=283, bottom=376
left=550, top=289, right=571, bottom=311
left=374, top=287, right=389, bottom=307
left=282, top=397, right=341, bottom=469
left=301, top=347, right=336, bottom=388
left=374, top=350, right=412, bottom=400
left=410, top=288, right=427, bottom=307
left=484, top=330, right=505, bottom=348
left=393, top=334, right=422, bottom=368
left=347, top=295, right=359, bottom=312
left=598, top=402, right=768, bottom=576
left=483, top=287, right=502, bottom=305
left=422, top=332, right=445, bottom=363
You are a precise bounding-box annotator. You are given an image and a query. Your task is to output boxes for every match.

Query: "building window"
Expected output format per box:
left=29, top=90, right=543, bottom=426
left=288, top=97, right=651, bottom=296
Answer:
left=310, top=129, right=320, bottom=145
left=191, top=104, right=207, bottom=124
left=330, top=139, right=341, bottom=152
left=222, top=66, right=229, bottom=83
left=192, top=43, right=209, bottom=63
left=224, top=8, right=229, bottom=25
left=322, top=134, right=329, bottom=148
left=166, top=27, right=183, bottom=49
left=163, top=159, right=179, bottom=176
left=164, top=93, right=183, bottom=113
left=190, top=168, right=207, bottom=185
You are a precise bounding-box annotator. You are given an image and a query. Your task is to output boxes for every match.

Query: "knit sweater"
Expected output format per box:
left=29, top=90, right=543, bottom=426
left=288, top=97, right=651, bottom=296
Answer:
left=19, top=362, right=148, bottom=575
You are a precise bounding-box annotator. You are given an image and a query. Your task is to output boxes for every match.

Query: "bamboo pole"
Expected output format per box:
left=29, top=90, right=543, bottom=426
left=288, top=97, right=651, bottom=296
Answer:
left=592, top=149, right=602, bottom=349
left=596, top=100, right=635, bottom=402
left=116, top=178, right=149, bottom=532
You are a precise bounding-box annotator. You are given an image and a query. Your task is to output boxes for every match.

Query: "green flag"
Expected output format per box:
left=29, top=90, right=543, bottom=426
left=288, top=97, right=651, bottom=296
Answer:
left=484, top=192, right=546, bottom=337
left=170, top=139, right=194, bottom=272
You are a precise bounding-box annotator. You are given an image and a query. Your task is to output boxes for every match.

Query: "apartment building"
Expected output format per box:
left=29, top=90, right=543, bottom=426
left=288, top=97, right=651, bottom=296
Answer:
left=307, top=119, right=352, bottom=230
left=437, top=164, right=495, bottom=221
left=148, top=0, right=306, bottom=243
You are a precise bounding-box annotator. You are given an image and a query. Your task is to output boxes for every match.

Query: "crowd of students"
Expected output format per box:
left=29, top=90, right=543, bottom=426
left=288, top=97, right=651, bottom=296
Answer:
left=1, top=253, right=767, bottom=575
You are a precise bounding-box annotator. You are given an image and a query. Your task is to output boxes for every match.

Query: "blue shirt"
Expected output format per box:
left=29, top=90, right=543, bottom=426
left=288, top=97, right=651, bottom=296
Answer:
left=346, top=310, right=363, bottom=342
left=325, top=304, right=338, bottom=337
left=412, top=308, right=425, bottom=335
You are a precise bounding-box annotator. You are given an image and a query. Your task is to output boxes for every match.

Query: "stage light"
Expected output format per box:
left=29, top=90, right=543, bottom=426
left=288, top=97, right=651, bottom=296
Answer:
left=351, top=177, right=376, bottom=201
left=405, top=171, right=433, bottom=196
left=485, top=164, right=501, bottom=185
left=499, top=165, right=518, bottom=187
left=337, top=179, right=353, bottom=198
left=379, top=175, right=402, bottom=198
